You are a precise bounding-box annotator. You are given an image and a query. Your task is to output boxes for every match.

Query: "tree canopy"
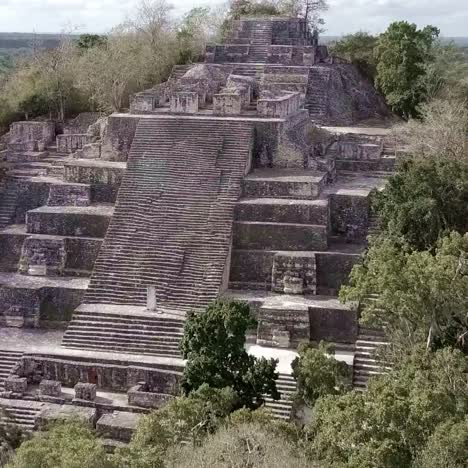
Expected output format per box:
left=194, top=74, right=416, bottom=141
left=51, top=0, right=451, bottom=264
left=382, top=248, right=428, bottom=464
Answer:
left=371, top=159, right=468, bottom=251
left=180, top=300, right=280, bottom=409
left=374, top=21, right=439, bottom=118
left=7, top=420, right=111, bottom=468
left=292, top=342, right=351, bottom=407
left=340, top=232, right=468, bottom=353
left=307, top=347, right=468, bottom=468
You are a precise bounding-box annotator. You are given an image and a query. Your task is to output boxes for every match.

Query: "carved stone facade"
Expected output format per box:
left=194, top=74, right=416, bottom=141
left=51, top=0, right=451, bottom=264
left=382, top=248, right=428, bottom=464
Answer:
left=272, top=252, right=317, bottom=295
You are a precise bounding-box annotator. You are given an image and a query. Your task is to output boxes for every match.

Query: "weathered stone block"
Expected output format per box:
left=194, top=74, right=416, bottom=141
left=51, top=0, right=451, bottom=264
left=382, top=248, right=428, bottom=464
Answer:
left=257, top=305, right=310, bottom=348
left=233, top=221, right=328, bottom=251
left=74, top=382, right=97, bottom=401
left=39, top=379, right=62, bottom=397
left=213, top=92, right=243, bottom=115
left=170, top=92, right=199, bottom=114
left=97, top=411, right=142, bottom=443
left=47, top=183, right=91, bottom=207
left=9, top=121, right=55, bottom=146
left=36, top=404, right=97, bottom=429
left=18, top=237, right=67, bottom=276
left=4, top=376, right=27, bottom=393
left=128, top=383, right=174, bottom=409
left=272, top=252, right=317, bottom=295
left=57, top=134, right=93, bottom=154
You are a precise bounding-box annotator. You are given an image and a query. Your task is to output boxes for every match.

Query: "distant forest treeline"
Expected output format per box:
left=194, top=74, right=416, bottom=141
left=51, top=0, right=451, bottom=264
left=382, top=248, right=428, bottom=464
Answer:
left=1, top=31, right=467, bottom=49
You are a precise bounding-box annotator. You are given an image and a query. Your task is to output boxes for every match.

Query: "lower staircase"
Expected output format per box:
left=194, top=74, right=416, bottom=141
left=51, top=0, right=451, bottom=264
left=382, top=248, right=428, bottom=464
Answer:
left=264, top=373, right=296, bottom=420
left=0, top=402, right=41, bottom=433
left=0, top=350, right=23, bottom=391
left=62, top=307, right=185, bottom=357
left=353, top=327, right=390, bottom=390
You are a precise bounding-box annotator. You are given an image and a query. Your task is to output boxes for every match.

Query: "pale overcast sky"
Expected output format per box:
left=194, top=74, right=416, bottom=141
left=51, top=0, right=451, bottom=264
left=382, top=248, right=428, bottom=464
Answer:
left=0, top=0, right=466, bottom=36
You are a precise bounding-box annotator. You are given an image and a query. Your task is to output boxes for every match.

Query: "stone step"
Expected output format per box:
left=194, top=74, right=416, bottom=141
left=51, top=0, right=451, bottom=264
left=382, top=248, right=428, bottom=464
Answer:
left=63, top=330, right=182, bottom=346
left=242, top=169, right=326, bottom=199
left=233, top=221, right=328, bottom=251
left=235, top=197, right=329, bottom=225
left=26, top=205, right=113, bottom=238
left=67, top=321, right=184, bottom=335
left=62, top=342, right=182, bottom=357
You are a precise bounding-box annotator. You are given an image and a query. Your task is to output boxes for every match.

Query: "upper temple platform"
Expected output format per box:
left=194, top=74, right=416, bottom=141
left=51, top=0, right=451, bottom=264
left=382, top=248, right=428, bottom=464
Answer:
left=205, top=16, right=329, bottom=66
left=129, top=16, right=391, bottom=126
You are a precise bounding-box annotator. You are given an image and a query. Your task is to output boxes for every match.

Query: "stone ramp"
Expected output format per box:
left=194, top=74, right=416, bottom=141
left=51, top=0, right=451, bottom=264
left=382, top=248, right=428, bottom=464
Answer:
left=84, top=117, right=253, bottom=310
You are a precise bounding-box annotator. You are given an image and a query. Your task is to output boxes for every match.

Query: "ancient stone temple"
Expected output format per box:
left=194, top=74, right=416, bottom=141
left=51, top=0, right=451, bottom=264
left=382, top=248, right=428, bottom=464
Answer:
left=0, top=17, right=399, bottom=437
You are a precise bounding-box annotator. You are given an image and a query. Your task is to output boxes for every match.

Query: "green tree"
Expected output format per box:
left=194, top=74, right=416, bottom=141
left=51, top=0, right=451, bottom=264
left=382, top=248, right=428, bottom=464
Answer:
left=307, top=347, right=468, bottom=468
left=76, top=34, right=107, bottom=50
left=415, top=417, right=468, bottom=468
left=375, top=21, right=439, bottom=118
left=292, top=342, right=352, bottom=407
left=372, top=159, right=468, bottom=250
left=7, top=420, right=111, bottom=468
left=180, top=300, right=280, bottom=409
left=330, top=31, right=377, bottom=79
left=221, top=0, right=282, bottom=39
left=340, top=232, right=468, bottom=353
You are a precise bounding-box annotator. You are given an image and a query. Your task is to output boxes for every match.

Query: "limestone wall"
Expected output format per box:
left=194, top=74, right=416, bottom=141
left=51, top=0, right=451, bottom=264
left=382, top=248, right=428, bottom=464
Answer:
left=19, top=356, right=183, bottom=393
left=9, top=121, right=55, bottom=146
left=100, top=115, right=139, bottom=162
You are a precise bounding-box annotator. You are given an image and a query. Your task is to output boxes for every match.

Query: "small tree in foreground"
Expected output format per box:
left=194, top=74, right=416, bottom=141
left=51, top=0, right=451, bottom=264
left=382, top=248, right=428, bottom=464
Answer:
left=180, top=300, right=280, bottom=409
left=7, top=420, right=110, bottom=468
left=113, top=386, right=238, bottom=468
left=292, top=342, right=352, bottom=407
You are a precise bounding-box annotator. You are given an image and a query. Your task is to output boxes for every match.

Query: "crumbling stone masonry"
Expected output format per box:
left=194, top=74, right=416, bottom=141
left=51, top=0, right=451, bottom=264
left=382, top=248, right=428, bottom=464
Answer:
left=0, top=16, right=397, bottom=430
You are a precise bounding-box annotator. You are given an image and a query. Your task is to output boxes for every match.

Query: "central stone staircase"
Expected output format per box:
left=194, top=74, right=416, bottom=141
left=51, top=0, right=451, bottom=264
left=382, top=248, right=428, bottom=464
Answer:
left=247, top=21, right=273, bottom=63
left=84, top=117, right=252, bottom=311
left=0, top=350, right=23, bottom=391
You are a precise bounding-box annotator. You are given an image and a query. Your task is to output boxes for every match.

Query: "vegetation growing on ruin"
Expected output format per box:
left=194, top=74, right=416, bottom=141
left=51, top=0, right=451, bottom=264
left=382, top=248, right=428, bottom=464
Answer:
left=6, top=420, right=111, bottom=468
left=180, top=300, right=280, bottom=409
left=292, top=342, right=351, bottom=406
left=331, top=24, right=468, bottom=118
left=307, top=347, right=467, bottom=468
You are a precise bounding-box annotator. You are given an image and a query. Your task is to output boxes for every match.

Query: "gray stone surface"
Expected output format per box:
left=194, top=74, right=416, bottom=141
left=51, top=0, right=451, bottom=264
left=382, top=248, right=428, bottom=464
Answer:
left=36, top=404, right=97, bottom=429
left=74, top=382, right=97, bottom=401
left=39, top=379, right=62, bottom=397
left=97, top=411, right=142, bottom=442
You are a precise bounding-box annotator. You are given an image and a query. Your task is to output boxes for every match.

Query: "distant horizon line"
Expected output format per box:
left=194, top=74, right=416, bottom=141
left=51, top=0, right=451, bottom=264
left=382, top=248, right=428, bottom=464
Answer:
left=0, top=31, right=467, bottom=38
